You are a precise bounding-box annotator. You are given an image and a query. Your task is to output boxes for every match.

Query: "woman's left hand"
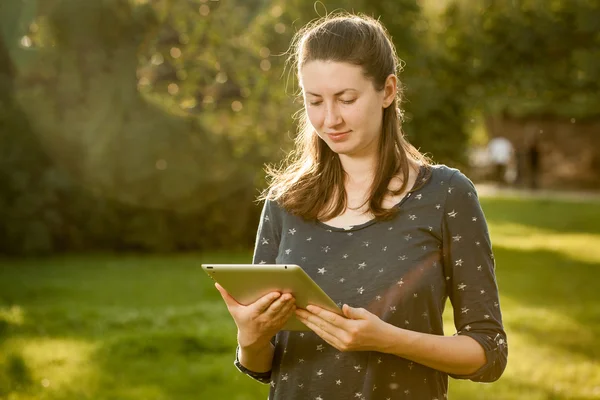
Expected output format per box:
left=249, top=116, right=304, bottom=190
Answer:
left=295, top=304, right=391, bottom=352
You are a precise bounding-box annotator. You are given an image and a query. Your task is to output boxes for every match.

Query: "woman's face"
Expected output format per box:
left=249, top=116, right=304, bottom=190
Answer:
left=300, top=61, right=396, bottom=158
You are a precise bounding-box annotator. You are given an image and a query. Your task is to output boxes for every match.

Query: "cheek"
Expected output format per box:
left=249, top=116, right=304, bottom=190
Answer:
left=306, top=107, right=324, bottom=129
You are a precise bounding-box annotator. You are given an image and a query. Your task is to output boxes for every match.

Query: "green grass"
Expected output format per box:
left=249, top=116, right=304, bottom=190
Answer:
left=1, top=197, right=600, bottom=399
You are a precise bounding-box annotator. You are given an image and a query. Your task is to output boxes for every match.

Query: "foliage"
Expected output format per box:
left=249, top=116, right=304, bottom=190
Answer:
left=1, top=0, right=597, bottom=254
left=442, top=0, right=600, bottom=119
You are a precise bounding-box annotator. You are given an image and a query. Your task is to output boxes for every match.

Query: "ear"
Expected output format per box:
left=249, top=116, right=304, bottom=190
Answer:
left=382, top=74, right=397, bottom=109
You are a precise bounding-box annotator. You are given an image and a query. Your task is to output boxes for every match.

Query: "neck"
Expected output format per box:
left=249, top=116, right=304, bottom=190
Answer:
left=338, top=152, right=378, bottom=188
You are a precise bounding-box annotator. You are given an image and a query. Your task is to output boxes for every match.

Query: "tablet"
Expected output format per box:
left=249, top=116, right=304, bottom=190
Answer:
left=201, top=264, right=343, bottom=331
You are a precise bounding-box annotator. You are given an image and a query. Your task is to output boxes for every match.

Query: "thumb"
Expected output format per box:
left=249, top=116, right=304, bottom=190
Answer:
left=343, top=304, right=367, bottom=319
left=214, top=282, right=241, bottom=309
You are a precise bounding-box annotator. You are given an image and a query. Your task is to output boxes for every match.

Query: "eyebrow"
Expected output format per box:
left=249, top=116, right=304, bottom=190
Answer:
left=305, top=89, right=358, bottom=97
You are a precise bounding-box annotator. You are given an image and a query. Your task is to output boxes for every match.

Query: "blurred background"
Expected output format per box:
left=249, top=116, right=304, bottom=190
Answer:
left=0, top=0, right=599, bottom=399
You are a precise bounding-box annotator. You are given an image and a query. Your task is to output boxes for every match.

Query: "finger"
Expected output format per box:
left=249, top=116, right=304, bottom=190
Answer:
left=252, top=291, right=282, bottom=313
left=214, top=282, right=241, bottom=309
left=342, top=304, right=369, bottom=320
left=299, top=316, right=345, bottom=350
left=265, top=293, right=295, bottom=316
left=296, top=308, right=345, bottom=340
left=307, top=305, right=347, bottom=328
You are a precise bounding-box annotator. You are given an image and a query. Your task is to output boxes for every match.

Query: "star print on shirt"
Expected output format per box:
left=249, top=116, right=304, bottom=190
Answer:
left=288, top=228, right=296, bottom=235
left=453, top=234, right=462, bottom=242
left=318, top=268, right=326, bottom=275
left=354, top=365, right=363, bottom=372
left=448, top=210, right=458, bottom=218
left=458, top=283, right=467, bottom=290
left=316, top=369, right=323, bottom=377
left=336, top=380, right=342, bottom=385
left=357, top=287, right=365, bottom=294
left=343, top=254, right=349, bottom=259
left=455, top=259, right=464, bottom=266
left=261, top=238, right=269, bottom=245
left=409, top=214, right=417, bottom=220
left=358, top=262, right=367, bottom=269
left=322, top=246, right=330, bottom=253
left=316, top=345, right=324, bottom=352
left=285, top=249, right=291, bottom=255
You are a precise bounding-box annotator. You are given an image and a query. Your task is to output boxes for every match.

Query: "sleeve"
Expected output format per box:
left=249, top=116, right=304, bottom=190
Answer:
left=233, top=198, right=283, bottom=384
left=442, top=171, right=508, bottom=383
left=252, top=198, right=283, bottom=265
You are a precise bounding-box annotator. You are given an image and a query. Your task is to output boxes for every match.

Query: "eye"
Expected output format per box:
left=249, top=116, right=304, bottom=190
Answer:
left=309, top=101, right=322, bottom=106
left=340, top=99, right=356, bottom=105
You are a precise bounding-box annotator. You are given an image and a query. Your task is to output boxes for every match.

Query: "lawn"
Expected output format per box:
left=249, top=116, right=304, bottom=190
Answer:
left=1, top=197, right=599, bottom=400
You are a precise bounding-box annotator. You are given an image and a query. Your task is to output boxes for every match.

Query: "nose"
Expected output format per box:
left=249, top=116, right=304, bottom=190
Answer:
left=324, top=103, right=343, bottom=128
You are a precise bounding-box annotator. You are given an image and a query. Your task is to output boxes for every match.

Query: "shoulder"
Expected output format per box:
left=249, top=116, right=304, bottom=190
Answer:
left=427, top=164, right=477, bottom=195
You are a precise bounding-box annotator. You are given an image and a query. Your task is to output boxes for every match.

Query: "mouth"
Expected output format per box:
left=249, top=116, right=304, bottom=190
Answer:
left=327, top=130, right=351, bottom=139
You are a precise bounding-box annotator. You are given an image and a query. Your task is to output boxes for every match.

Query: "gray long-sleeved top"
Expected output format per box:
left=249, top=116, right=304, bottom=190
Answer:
left=241, top=165, right=508, bottom=399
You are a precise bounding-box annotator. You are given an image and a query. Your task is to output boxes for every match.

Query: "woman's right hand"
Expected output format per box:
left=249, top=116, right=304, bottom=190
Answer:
left=214, top=282, right=296, bottom=350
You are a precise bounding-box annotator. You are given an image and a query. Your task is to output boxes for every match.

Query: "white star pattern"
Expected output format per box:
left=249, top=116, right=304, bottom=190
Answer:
left=249, top=169, right=505, bottom=398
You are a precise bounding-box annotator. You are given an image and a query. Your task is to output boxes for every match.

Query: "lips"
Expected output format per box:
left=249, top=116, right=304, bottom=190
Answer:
left=327, top=131, right=351, bottom=141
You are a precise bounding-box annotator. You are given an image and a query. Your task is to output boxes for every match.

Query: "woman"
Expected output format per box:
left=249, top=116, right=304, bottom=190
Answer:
left=215, top=13, right=508, bottom=400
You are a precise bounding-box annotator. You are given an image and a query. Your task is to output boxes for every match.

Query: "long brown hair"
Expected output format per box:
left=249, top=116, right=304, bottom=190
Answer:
left=261, top=13, right=430, bottom=221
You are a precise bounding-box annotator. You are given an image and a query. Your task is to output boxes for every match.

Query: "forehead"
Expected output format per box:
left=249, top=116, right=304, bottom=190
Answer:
left=299, top=61, right=370, bottom=94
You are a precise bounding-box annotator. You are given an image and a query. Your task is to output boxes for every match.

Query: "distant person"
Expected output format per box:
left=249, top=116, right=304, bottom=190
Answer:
left=527, top=133, right=541, bottom=190
left=487, top=136, right=513, bottom=185
left=214, top=13, right=507, bottom=400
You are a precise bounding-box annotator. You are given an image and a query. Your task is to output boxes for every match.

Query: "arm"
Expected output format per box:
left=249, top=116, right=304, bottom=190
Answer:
left=378, top=324, right=487, bottom=376
left=235, top=198, right=282, bottom=382
left=381, top=171, right=506, bottom=380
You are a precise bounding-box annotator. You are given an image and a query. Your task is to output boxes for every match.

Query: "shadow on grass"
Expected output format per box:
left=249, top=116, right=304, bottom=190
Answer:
left=482, top=197, right=600, bottom=235
left=494, top=245, right=600, bottom=362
